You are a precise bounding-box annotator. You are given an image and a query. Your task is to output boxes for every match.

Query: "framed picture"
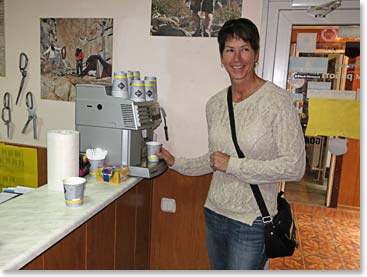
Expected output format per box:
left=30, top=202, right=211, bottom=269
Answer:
left=40, top=18, right=113, bottom=101
left=150, top=0, right=242, bottom=37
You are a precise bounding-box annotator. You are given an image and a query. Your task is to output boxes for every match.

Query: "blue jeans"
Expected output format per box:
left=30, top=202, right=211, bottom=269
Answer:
left=204, top=208, right=268, bottom=270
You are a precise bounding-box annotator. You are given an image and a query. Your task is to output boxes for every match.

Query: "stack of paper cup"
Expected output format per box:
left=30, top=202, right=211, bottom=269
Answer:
left=144, top=76, right=157, bottom=100
left=112, top=71, right=128, bottom=99
left=133, top=71, right=141, bottom=80
left=130, top=80, right=146, bottom=102
left=144, top=80, right=156, bottom=101
left=127, top=71, right=134, bottom=93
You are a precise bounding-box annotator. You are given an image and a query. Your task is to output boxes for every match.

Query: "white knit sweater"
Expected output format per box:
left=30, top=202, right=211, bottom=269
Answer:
left=171, top=81, right=306, bottom=225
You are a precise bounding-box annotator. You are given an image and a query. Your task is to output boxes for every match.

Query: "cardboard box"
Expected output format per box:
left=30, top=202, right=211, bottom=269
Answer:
left=96, top=166, right=129, bottom=184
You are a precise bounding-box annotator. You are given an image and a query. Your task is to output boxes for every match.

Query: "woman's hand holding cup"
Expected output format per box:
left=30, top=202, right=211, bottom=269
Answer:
left=156, top=147, right=175, bottom=166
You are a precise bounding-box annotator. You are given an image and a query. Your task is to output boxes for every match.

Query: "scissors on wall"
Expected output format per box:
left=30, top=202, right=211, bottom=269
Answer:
left=1, top=92, right=11, bottom=138
left=21, top=91, right=37, bottom=140
left=16, top=52, right=29, bottom=105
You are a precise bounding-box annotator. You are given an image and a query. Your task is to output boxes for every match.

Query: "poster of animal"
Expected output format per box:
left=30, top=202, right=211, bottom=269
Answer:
left=0, top=0, right=5, bottom=76
left=151, top=0, right=242, bottom=37
left=40, top=18, right=113, bottom=101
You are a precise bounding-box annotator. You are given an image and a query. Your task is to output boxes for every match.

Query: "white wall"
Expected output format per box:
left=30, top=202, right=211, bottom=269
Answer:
left=0, top=0, right=263, bottom=157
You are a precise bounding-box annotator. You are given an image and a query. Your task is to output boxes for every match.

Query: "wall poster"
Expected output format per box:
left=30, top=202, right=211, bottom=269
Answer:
left=0, top=0, right=5, bottom=76
left=40, top=18, right=113, bottom=101
left=150, top=0, right=242, bottom=37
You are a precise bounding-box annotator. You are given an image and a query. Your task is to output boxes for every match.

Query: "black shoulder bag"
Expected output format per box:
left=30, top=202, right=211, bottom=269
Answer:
left=227, top=86, right=298, bottom=259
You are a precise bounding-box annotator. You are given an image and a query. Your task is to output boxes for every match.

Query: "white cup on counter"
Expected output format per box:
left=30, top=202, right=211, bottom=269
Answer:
left=63, top=177, right=87, bottom=207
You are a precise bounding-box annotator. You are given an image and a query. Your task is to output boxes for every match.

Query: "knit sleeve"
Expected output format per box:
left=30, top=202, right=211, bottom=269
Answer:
left=170, top=153, right=212, bottom=176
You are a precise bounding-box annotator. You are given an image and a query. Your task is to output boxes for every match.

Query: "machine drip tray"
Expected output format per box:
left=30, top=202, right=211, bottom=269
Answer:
left=128, top=160, right=168, bottom=178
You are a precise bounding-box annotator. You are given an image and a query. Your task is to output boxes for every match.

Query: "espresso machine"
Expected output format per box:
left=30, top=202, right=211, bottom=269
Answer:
left=75, top=84, right=167, bottom=178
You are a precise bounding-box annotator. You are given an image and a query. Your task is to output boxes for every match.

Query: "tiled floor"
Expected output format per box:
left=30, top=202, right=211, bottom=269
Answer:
left=269, top=203, right=360, bottom=270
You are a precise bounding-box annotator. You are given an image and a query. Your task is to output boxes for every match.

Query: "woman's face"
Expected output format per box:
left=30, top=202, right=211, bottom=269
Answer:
left=220, top=36, right=259, bottom=83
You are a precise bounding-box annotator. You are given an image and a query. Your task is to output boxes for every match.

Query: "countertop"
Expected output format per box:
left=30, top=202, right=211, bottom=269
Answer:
left=0, top=176, right=142, bottom=271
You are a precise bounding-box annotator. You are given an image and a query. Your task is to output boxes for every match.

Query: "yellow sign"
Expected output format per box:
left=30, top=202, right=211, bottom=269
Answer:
left=305, top=98, right=360, bottom=139
left=0, top=144, right=38, bottom=190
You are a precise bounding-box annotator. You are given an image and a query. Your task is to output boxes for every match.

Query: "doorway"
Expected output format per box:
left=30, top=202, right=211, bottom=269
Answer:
left=260, top=0, right=360, bottom=206
left=285, top=25, right=360, bottom=206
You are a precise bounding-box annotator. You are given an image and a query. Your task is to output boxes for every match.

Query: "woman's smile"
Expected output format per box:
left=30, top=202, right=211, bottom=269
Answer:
left=221, top=37, right=258, bottom=82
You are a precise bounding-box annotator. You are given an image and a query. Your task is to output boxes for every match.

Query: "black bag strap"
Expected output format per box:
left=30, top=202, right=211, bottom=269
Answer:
left=226, top=86, right=272, bottom=223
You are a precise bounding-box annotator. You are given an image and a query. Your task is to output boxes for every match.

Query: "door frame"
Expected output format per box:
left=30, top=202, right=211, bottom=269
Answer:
left=259, top=0, right=360, bottom=206
left=260, top=0, right=360, bottom=83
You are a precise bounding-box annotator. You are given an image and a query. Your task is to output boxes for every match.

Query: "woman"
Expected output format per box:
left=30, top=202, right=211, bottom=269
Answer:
left=156, top=18, right=305, bottom=270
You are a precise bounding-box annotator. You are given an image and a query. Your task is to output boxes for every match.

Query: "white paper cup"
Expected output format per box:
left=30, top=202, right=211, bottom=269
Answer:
left=146, top=141, right=162, bottom=163
left=89, top=159, right=105, bottom=177
left=144, top=76, right=157, bottom=100
left=144, top=80, right=156, bottom=101
left=130, top=80, right=146, bottom=102
left=127, top=71, right=134, bottom=93
left=63, top=177, right=86, bottom=207
left=133, top=70, right=141, bottom=80
left=112, top=71, right=128, bottom=99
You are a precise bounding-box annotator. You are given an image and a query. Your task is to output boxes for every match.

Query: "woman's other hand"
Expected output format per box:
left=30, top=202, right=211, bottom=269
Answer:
left=210, top=151, right=230, bottom=172
left=156, top=147, right=175, bottom=166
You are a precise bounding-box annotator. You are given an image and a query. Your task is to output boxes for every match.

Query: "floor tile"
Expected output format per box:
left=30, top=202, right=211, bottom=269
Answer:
left=269, top=203, right=359, bottom=271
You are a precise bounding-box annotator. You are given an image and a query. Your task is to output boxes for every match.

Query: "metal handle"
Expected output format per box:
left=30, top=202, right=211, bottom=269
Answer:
left=3, top=92, right=10, bottom=108
left=1, top=107, right=10, bottom=123
left=25, top=91, right=33, bottom=109
left=19, top=52, right=29, bottom=71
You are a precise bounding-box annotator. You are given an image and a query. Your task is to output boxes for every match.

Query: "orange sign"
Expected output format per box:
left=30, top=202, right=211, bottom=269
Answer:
left=321, top=27, right=338, bottom=42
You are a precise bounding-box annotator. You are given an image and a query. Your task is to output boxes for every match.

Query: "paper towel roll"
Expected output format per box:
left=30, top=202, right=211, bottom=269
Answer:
left=47, top=130, right=79, bottom=192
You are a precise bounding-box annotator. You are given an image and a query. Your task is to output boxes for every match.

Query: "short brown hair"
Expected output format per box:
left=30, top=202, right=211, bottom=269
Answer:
left=217, top=18, right=260, bottom=57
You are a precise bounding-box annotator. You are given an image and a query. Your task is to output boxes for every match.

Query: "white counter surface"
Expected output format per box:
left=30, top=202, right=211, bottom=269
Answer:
left=0, top=177, right=142, bottom=271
